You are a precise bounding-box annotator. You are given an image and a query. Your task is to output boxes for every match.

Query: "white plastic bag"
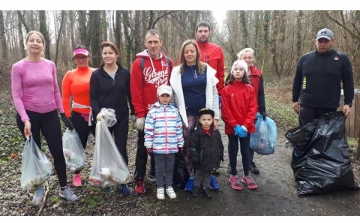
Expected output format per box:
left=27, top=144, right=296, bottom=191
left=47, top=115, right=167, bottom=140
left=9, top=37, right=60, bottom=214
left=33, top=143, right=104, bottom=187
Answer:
left=89, top=120, right=130, bottom=188
left=62, top=128, right=85, bottom=173
left=97, top=108, right=117, bottom=127
left=20, top=136, right=52, bottom=191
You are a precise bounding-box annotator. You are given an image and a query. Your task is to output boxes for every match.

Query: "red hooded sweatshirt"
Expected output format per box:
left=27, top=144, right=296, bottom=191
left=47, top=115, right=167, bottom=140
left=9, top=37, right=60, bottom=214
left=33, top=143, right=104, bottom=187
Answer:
left=130, top=50, right=174, bottom=118
left=196, top=40, right=225, bottom=96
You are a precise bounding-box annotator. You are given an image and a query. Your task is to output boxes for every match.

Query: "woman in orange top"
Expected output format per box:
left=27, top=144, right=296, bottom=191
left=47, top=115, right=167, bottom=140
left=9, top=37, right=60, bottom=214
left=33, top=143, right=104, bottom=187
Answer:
left=62, top=45, right=96, bottom=187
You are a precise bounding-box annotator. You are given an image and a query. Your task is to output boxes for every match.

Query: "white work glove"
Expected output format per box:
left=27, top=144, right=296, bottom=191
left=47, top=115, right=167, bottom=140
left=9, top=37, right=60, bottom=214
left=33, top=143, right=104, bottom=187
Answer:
left=135, top=117, right=145, bottom=131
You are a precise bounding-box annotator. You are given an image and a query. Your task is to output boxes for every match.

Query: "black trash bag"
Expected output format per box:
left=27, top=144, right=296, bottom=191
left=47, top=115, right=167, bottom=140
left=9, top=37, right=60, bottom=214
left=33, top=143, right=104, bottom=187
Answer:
left=285, top=111, right=359, bottom=195
left=172, top=152, right=190, bottom=189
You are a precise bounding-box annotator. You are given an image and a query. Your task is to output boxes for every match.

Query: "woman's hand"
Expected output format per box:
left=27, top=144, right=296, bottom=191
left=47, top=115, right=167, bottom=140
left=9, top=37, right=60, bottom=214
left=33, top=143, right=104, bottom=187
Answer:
left=214, top=119, right=219, bottom=130
left=24, top=120, right=32, bottom=137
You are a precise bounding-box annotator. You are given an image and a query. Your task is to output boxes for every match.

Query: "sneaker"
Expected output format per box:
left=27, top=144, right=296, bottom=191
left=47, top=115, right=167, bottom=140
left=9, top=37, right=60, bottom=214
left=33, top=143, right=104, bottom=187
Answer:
left=202, top=187, right=212, bottom=199
left=185, top=176, right=194, bottom=192
left=166, top=186, right=177, bottom=199
left=73, top=174, right=82, bottom=187
left=209, top=175, right=220, bottom=191
left=249, top=162, right=260, bottom=175
left=59, top=187, right=78, bottom=201
left=229, top=175, right=242, bottom=191
left=212, top=168, right=220, bottom=174
left=119, top=184, right=131, bottom=196
left=148, top=173, right=156, bottom=182
left=157, top=187, right=165, bottom=200
left=32, top=186, right=45, bottom=205
left=242, top=175, right=258, bottom=190
left=134, top=177, right=146, bottom=194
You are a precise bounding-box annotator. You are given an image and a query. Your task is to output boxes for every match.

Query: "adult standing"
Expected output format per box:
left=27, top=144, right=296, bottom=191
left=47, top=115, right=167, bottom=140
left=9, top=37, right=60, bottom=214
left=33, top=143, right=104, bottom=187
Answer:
left=11, top=30, right=78, bottom=205
left=90, top=41, right=135, bottom=196
left=170, top=39, right=220, bottom=192
left=130, top=29, right=174, bottom=194
left=237, top=48, right=266, bottom=175
left=195, top=21, right=225, bottom=174
left=62, top=45, right=96, bottom=187
left=292, top=28, right=354, bottom=127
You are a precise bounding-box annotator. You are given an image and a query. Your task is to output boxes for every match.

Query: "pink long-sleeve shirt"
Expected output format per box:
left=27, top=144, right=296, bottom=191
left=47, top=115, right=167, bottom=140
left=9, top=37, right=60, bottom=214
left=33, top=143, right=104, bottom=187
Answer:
left=11, top=58, right=64, bottom=122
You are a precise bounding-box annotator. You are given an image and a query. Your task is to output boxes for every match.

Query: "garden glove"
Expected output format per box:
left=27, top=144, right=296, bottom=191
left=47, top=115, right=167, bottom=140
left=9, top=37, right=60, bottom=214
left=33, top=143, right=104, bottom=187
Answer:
left=135, top=117, right=145, bottom=131
left=234, top=124, right=247, bottom=138
left=60, top=113, right=74, bottom=130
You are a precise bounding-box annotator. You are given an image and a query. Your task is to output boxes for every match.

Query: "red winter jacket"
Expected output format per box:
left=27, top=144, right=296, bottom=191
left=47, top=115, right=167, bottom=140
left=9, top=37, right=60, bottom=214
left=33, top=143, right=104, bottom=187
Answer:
left=130, top=50, right=174, bottom=118
left=221, top=80, right=258, bottom=135
left=196, top=40, right=225, bottom=96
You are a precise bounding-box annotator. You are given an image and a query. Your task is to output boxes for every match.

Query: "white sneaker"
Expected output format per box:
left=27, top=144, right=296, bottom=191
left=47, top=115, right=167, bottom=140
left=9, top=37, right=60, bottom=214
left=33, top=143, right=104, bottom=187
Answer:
left=157, top=187, right=165, bottom=200
left=166, top=186, right=177, bottom=199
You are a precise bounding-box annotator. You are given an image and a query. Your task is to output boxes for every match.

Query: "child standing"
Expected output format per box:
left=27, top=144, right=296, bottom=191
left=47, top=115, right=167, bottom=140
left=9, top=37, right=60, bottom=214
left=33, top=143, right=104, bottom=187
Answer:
left=144, top=84, right=184, bottom=200
left=190, top=108, right=224, bottom=199
left=221, top=60, right=258, bottom=191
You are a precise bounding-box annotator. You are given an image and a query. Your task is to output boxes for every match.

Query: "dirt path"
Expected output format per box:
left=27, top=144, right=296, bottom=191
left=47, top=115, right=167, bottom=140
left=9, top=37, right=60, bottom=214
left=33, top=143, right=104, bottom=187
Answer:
left=157, top=121, right=360, bottom=216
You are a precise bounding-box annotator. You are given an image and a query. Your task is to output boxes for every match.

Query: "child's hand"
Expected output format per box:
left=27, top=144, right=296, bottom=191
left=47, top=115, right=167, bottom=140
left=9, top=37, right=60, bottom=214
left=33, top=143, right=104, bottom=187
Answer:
left=146, top=148, right=152, bottom=156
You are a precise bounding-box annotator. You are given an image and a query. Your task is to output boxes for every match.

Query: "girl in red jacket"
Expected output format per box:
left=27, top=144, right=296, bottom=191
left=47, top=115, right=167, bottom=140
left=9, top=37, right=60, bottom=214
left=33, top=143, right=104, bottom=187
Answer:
left=221, top=60, right=258, bottom=191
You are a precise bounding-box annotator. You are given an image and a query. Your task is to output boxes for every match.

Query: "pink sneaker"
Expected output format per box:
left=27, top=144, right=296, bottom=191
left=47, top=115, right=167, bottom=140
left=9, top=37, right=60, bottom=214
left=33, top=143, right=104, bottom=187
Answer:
left=229, top=175, right=242, bottom=191
left=242, top=175, right=258, bottom=190
left=73, top=174, right=82, bottom=187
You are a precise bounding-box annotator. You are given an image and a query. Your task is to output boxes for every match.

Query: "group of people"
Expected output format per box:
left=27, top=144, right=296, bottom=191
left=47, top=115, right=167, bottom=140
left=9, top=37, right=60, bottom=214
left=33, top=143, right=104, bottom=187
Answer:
left=11, top=21, right=354, bottom=204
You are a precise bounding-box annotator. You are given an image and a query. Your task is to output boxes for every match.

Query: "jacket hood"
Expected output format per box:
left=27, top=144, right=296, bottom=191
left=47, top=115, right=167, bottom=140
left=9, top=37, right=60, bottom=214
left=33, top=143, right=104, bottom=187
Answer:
left=136, top=49, right=164, bottom=59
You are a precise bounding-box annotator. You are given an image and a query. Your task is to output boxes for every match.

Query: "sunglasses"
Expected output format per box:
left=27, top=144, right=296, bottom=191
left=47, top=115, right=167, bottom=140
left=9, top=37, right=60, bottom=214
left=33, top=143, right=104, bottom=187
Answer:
left=74, top=56, right=88, bottom=60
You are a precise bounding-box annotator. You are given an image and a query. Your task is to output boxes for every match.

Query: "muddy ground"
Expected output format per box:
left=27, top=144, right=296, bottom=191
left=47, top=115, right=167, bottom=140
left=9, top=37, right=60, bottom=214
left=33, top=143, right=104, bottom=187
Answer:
left=1, top=120, right=360, bottom=216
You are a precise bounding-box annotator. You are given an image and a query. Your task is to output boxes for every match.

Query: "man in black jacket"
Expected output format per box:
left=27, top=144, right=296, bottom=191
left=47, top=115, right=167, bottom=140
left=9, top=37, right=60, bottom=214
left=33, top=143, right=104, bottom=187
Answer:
left=292, top=28, right=354, bottom=127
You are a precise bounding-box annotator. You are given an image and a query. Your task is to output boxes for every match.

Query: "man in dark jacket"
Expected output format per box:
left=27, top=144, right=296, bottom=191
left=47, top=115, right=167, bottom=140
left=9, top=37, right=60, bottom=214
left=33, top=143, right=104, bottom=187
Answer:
left=292, top=28, right=354, bottom=127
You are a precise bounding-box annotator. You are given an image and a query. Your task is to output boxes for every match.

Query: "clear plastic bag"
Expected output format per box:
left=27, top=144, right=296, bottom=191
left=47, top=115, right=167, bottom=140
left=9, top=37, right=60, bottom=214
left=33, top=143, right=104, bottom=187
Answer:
left=250, top=116, right=277, bottom=155
left=97, top=108, right=117, bottom=127
left=20, top=136, right=52, bottom=191
left=89, top=120, right=130, bottom=188
left=62, top=128, right=86, bottom=173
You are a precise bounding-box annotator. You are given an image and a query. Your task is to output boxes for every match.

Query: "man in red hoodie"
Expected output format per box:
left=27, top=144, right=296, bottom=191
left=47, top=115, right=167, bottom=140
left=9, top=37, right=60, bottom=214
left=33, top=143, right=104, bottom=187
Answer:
left=195, top=21, right=225, bottom=176
left=195, top=21, right=225, bottom=99
left=130, top=29, right=174, bottom=194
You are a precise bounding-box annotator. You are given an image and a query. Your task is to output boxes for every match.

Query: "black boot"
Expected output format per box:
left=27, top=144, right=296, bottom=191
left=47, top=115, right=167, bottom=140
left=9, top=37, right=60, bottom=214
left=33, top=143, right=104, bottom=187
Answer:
left=192, top=186, right=200, bottom=197
left=203, top=187, right=212, bottom=199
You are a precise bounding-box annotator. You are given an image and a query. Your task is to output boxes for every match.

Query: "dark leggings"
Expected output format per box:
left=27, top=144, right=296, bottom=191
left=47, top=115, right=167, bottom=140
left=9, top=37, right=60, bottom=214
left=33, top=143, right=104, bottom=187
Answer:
left=228, top=134, right=250, bottom=176
left=299, top=106, right=337, bottom=127
left=108, top=121, right=130, bottom=166
left=17, top=110, right=67, bottom=187
left=70, top=111, right=96, bottom=174
left=134, top=130, right=155, bottom=181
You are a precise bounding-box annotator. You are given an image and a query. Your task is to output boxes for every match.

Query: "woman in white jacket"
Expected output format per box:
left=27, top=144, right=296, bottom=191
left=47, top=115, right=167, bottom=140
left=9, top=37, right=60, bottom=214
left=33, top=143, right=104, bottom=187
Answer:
left=170, top=39, right=220, bottom=192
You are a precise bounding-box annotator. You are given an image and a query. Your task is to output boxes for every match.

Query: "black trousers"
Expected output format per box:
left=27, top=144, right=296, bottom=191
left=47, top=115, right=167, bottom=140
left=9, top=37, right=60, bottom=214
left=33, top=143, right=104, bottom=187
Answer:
left=16, top=110, right=67, bottom=187
left=299, top=106, right=337, bottom=127
left=134, top=130, right=155, bottom=181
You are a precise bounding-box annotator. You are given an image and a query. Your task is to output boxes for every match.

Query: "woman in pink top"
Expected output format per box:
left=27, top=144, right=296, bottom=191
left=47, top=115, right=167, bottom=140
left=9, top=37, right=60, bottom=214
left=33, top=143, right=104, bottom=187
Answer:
left=11, top=31, right=78, bottom=205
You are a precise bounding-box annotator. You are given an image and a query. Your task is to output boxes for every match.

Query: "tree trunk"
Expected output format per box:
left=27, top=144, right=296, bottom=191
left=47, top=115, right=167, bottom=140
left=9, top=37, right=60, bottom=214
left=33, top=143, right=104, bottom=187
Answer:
left=39, top=10, right=51, bottom=60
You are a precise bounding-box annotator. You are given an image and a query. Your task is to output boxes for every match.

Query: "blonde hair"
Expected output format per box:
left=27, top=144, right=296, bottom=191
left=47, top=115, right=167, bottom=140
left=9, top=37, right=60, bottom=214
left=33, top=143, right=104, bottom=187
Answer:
left=25, top=31, right=45, bottom=57
left=179, top=39, right=206, bottom=74
left=237, top=48, right=255, bottom=61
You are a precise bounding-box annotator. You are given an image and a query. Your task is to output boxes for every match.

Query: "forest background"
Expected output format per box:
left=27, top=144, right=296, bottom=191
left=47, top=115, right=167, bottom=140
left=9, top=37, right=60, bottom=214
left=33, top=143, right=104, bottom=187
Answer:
left=1, top=7, right=360, bottom=216
left=1, top=9, right=360, bottom=156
